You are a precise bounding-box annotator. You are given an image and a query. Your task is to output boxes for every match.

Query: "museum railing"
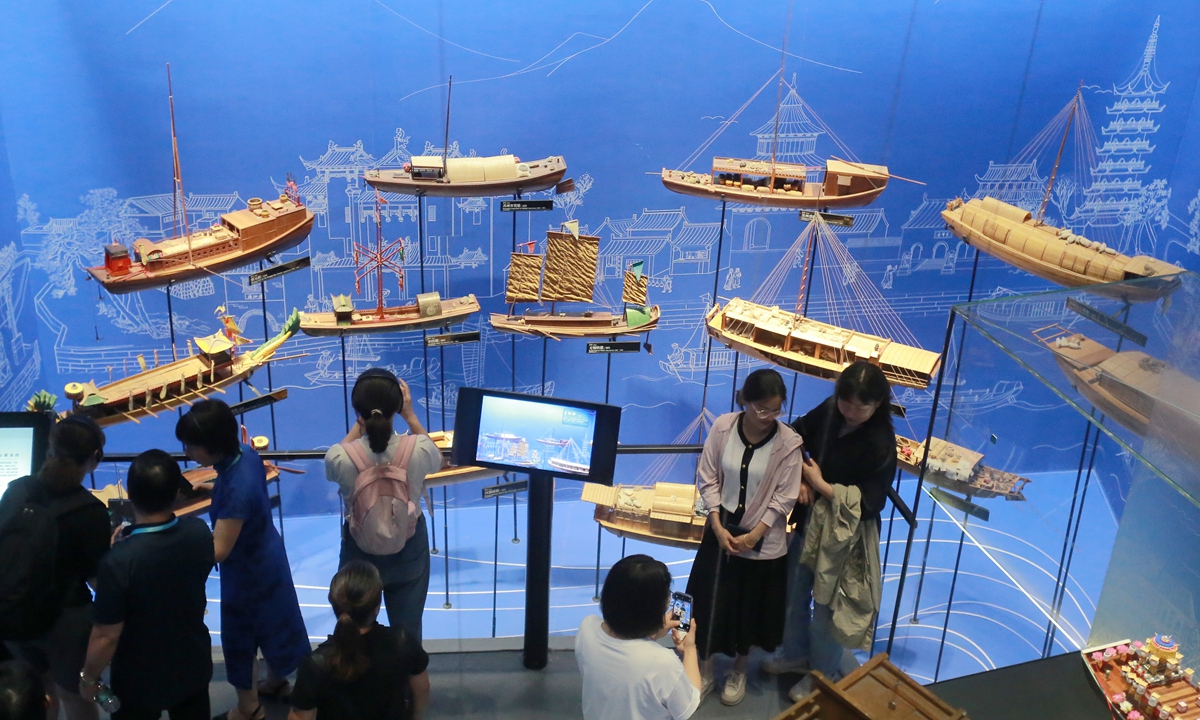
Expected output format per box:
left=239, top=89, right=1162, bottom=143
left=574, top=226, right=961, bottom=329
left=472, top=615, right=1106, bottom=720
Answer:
left=881, top=273, right=1200, bottom=685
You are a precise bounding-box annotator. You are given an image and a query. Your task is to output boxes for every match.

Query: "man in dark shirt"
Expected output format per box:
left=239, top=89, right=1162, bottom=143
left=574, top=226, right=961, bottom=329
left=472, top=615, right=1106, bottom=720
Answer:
left=79, top=450, right=215, bottom=720
left=2, top=417, right=110, bottom=720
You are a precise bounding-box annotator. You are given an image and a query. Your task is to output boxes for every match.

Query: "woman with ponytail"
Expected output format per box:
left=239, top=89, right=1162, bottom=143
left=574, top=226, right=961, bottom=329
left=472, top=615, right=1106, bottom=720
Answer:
left=324, top=368, right=442, bottom=644
left=289, top=562, right=430, bottom=720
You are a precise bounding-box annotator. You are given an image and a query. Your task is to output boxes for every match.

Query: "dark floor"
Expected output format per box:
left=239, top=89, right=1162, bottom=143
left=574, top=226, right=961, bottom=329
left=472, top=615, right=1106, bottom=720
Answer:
left=206, top=648, right=800, bottom=719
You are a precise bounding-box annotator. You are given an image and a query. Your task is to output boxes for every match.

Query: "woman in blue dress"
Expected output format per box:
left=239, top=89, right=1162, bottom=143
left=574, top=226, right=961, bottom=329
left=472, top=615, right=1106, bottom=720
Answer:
left=176, top=400, right=310, bottom=720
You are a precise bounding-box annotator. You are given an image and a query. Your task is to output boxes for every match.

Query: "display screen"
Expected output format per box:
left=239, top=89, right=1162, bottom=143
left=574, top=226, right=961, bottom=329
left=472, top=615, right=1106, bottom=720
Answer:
left=476, top=395, right=598, bottom=476
left=671, top=592, right=692, bottom=632
left=0, top=427, right=36, bottom=497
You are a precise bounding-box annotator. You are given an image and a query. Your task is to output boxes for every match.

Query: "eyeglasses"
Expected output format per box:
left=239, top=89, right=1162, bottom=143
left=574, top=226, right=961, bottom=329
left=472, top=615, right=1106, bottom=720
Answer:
left=747, top=402, right=783, bottom=419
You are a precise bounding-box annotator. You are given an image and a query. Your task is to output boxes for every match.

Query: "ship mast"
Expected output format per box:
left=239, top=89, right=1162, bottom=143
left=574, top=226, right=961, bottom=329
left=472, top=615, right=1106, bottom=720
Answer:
left=442, top=76, right=453, bottom=176
left=166, top=63, right=191, bottom=264
left=768, top=2, right=794, bottom=192
left=1036, top=81, right=1083, bottom=226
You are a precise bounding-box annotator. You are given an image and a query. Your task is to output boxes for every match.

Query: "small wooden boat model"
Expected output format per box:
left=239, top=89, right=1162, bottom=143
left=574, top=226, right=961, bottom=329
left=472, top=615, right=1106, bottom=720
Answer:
left=60, top=309, right=301, bottom=428
left=582, top=481, right=705, bottom=551
left=895, top=435, right=1030, bottom=501
left=300, top=292, right=480, bottom=336
left=706, top=298, right=941, bottom=390
left=490, top=225, right=660, bottom=339
left=92, top=459, right=285, bottom=519
left=1036, top=326, right=1200, bottom=449
left=942, top=197, right=1182, bottom=302
left=364, top=154, right=567, bottom=198
left=662, top=158, right=889, bottom=210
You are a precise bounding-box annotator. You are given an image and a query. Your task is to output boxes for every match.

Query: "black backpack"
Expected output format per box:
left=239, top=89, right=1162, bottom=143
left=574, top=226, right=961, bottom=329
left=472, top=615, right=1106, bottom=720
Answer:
left=0, top=476, right=96, bottom=641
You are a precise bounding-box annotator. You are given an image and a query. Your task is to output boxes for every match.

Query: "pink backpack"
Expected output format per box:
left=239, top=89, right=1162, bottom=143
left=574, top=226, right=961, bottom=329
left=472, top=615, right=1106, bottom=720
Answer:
left=340, top=435, right=420, bottom=555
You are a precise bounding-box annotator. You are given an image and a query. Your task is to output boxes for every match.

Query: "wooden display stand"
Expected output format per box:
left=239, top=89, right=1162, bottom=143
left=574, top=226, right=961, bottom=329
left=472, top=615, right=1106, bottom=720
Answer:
left=773, top=653, right=968, bottom=720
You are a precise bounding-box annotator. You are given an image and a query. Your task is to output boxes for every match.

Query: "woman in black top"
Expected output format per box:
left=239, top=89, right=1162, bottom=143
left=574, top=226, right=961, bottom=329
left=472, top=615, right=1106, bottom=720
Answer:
left=289, top=562, right=431, bottom=720
left=761, top=362, right=896, bottom=700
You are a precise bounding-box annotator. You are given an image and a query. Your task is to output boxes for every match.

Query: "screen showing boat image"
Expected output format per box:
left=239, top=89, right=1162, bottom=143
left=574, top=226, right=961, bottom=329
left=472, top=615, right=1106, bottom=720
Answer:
left=476, top=396, right=597, bottom=477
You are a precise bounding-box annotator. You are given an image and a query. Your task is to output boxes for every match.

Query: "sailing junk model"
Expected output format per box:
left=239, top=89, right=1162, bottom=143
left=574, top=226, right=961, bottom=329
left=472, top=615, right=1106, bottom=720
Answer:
left=60, top=308, right=302, bottom=428
left=489, top=222, right=660, bottom=339
left=87, top=66, right=314, bottom=294
left=299, top=193, right=479, bottom=336
left=942, top=87, right=1182, bottom=302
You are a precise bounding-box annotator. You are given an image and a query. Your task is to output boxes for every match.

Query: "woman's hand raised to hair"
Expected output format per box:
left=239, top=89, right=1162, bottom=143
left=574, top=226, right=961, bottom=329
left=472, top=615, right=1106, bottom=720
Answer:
left=397, top=379, right=429, bottom=436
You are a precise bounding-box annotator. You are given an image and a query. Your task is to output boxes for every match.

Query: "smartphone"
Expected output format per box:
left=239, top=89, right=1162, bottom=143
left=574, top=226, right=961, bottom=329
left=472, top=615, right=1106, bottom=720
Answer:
left=670, top=591, right=693, bottom=633
left=801, top=445, right=812, bottom=463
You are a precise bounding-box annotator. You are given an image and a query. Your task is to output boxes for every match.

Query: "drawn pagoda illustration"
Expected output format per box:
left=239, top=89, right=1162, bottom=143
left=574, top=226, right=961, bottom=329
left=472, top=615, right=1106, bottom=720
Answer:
left=87, top=66, right=314, bottom=294
left=490, top=221, right=660, bottom=339
left=57, top=307, right=302, bottom=428
left=299, top=191, right=479, bottom=336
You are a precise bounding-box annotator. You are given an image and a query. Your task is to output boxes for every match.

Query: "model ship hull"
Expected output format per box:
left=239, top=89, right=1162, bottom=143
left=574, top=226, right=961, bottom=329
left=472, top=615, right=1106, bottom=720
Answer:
left=706, top=299, right=941, bottom=390
left=364, top=155, right=567, bottom=198
left=1039, top=329, right=1200, bottom=465
left=661, top=159, right=888, bottom=210
left=942, top=197, right=1182, bottom=302
left=895, top=436, right=1030, bottom=501
left=582, top=482, right=705, bottom=551
left=63, top=311, right=299, bottom=428
left=299, top=295, right=480, bottom=336
left=88, top=198, right=315, bottom=294
left=489, top=306, right=660, bottom=339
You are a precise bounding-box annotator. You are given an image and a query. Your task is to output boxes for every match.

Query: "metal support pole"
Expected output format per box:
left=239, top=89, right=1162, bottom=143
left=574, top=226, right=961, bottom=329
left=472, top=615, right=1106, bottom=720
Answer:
left=933, top=510, right=971, bottom=681
left=885, top=309, right=956, bottom=655
left=697, top=197, right=727, bottom=434
left=427, top=487, right=439, bottom=555
left=909, top=501, right=939, bottom=624
left=418, top=196, right=432, bottom=430
left=258, top=261, right=278, bottom=449
left=729, top=354, right=740, bottom=412
left=523, top=472, right=555, bottom=670
left=339, top=334, right=350, bottom=433
left=441, top=486, right=451, bottom=608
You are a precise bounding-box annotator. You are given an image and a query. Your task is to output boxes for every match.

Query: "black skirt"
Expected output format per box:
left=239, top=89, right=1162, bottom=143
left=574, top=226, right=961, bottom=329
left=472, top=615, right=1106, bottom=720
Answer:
left=685, top=524, right=788, bottom=660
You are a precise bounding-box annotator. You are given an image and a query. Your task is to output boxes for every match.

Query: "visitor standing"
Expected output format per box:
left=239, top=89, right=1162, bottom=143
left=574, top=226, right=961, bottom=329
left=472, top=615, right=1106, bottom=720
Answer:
left=686, top=368, right=803, bottom=706
left=176, top=400, right=310, bottom=720
left=324, top=368, right=442, bottom=645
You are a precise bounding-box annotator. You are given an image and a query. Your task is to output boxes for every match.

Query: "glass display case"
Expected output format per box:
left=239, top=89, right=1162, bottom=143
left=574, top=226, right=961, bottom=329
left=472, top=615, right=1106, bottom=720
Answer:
left=880, top=273, right=1200, bottom=684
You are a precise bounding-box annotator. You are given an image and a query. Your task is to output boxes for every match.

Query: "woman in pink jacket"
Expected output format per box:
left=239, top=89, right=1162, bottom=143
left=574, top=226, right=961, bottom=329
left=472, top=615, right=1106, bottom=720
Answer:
left=685, top=369, right=803, bottom=706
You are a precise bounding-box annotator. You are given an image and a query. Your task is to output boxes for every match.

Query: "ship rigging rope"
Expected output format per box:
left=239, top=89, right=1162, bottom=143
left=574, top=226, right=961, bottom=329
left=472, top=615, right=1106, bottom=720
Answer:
left=631, top=408, right=716, bottom=486
left=677, top=69, right=781, bottom=172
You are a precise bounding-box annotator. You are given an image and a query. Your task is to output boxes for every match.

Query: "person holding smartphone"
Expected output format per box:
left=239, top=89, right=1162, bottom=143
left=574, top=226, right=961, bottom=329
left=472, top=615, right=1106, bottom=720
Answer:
left=575, top=555, right=700, bottom=720
left=685, top=369, right=803, bottom=706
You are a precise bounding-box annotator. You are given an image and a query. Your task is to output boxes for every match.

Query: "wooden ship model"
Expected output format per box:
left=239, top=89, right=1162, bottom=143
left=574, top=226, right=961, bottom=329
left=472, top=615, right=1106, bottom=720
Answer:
left=775, top=653, right=968, bottom=720
left=86, top=67, right=314, bottom=294
left=662, top=157, right=889, bottom=210
left=706, top=213, right=941, bottom=390
left=581, top=482, right=706, bottom=550
left=60, top=308, right=301, bottom=428
left=299, top=192, right=479, bottom=336
left=363, top=77, right=567, bottom=198
left=1036, top=325, right=1200, bottom=454
left=490, top=222, right=660, bottom=339
left=941, top=87, right=1182, bottom=303
left=1084, top=634, right=1200, bottom=720
left=895, top=435, right=1031, bottom=502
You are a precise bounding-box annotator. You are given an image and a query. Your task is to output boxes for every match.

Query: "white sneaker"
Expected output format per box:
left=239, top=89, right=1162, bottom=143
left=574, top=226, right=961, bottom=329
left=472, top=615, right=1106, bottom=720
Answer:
left=699, top=676, right=715, bottom=703
left=720, top=671, right=747, bottom=706
left=788, top=674, right=814, bottom=703
left=761, top=654, right=810, bottom=676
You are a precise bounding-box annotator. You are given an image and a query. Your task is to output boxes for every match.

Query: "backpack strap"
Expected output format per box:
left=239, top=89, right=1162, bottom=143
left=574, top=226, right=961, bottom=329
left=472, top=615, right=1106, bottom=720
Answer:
left=389, top=434, right=419, bottom=471
left=339, top=440, right=374, bottom=473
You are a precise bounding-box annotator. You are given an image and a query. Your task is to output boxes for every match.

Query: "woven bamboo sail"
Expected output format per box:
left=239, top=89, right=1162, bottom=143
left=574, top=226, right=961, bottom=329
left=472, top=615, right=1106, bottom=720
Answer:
left=541, top=231, right=598, bottom=303
left=622, top=270, right=648, bottom=306
left=505, top=253, right=544, bottom=303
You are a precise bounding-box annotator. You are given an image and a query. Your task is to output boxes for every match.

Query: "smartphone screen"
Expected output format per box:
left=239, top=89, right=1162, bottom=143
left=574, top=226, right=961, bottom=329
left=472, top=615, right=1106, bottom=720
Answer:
left=670, top=591, right=693, bottom=632
left=801, top=445, right=812, bottom=463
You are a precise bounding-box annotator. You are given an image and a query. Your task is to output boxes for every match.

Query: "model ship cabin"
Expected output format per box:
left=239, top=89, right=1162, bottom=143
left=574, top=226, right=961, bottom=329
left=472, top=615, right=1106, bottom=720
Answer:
left=661, top=158, right=889, bottom=210
left=707, top=298, right=941, bottom=389
left=363, top=154, right=567, bottom=197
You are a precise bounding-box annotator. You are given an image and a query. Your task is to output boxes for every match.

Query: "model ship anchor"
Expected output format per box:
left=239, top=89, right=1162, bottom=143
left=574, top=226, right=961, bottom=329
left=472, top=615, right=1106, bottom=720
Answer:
left=87, top=64, right=315, bottom=294
left=298, top=190, right=479, bottom=336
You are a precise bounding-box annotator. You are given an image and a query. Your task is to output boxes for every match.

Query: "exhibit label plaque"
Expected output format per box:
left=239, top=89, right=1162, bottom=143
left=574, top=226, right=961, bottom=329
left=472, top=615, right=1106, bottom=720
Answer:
left=425, top=331, right=481, bottom=348
left=501, top=200, right=554, bottom=212
left=799, top=210, right=855, bottom=227
left=247, top=256, right=311, bottom=286
left=482, top=480, right=528, bottom=499
left=586, top=341, right=640, bottom=354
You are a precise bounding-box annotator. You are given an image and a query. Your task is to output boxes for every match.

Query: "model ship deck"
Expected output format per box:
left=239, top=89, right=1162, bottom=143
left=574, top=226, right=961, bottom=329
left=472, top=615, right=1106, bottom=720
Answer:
left=489, top=307, right=661, bottom=338
left=661, top=158, right=889, bottom=209
left=1084, top=635, right=1200, bottom=720
left=299, top=294, right=480, bottom=336
left=62, top=310, right=299, bottom=428
left=87, top=195, right=314, bottom=294
left=707, top=298, right=941, bottom=390
left=363, top=155, right=567, bottom=197
left=943, top=197, right=1183, bottom=302
left=582, top=482, right=706, bottom=550
left=895, top=436, right=1030, bottom=501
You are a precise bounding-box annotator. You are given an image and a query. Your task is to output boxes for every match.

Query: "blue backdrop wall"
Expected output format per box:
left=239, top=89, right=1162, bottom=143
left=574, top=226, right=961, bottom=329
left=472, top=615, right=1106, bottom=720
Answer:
left=2, top=0, right=1199, bottom=521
